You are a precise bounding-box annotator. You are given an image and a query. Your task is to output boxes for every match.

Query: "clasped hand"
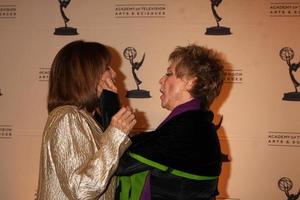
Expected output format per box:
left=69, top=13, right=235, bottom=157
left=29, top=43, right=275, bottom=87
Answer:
left=111, top=107, right=136, bottom=135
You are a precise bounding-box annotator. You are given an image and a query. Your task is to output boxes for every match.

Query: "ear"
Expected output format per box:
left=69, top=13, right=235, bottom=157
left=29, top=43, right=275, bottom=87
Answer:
left=184, top=76, right=197, bottom=91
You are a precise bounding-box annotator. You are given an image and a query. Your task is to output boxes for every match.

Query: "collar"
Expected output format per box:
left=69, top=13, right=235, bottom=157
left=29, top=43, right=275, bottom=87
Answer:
left=157, top=98, right=201, bottom=129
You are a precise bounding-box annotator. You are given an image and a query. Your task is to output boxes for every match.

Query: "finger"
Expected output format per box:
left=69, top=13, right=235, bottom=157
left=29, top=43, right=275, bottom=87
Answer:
left=126, top=119, right=137, bottom=133
left=124, top=112, right=136, bottom=127
left=103, top=78, right=117, bottom=92
left=113, top=107, right=127, bottom=119
left=124, top=107, right=136, bottom=117
left=98, top=79, right=108, bottom=90
left=120, top=109, right=133, bottom=121
left=125, top=113, right=135, bottom=123
left=125, top=106, right=135, bottom=113
left=108, top=67, right=117, bottom=80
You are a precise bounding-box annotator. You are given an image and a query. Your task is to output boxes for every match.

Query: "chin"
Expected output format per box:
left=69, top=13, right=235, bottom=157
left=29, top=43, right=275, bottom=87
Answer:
left=160, top=102, right=167, bottom=109
left=161, top=104, right=171, bottom=111
left=161, top=99, right=172, bottom=110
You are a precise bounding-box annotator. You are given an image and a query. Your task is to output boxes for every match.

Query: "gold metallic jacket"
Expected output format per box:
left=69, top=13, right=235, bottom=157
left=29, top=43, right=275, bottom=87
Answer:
left=37, top=105, right=131, bottom=200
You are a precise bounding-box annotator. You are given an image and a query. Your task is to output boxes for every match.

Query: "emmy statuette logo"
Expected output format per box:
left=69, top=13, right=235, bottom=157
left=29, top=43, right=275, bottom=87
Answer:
left=278, top=177, right=300, bottom=200
left=54, top=0, right=78, bottom=35
left=123, top=47, right=151, bottom=98
left=205, top=0, right=231, bottom=35
left=279, top=47, right=300, bottom=101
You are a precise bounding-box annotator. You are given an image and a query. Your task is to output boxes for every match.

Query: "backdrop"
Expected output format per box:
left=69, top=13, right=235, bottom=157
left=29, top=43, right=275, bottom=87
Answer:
left=0, top=0, right=299, bottom=200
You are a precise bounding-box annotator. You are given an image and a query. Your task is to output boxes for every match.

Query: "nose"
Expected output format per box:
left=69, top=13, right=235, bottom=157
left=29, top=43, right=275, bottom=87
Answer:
left=109, top=67, right=116, bottom=79
left=159, top=75, right=165, bottom=85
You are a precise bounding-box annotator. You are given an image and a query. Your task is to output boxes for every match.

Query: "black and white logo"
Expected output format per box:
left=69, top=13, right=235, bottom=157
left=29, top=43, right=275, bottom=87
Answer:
left=205, top=0, right=231, bottom=35
left=224, top=69, right=243, bottom=84
left=54, top=0, right=78, bottom=35
left=0, top=4, right=16, bottom=19
left=0, top=125, right=13, bottom=139
left=270, top=2, right=300, bottom=17
left=278, top=177, right=300, bottom=200
left=268, top=131, right=300, bottom=147
left=279, top=47, right=300, bottom=101
left=115, top=3, right=166, bottom=18
left=123, top=47, right=151, bottom=98
left=38, top=67, right=50, bottom=81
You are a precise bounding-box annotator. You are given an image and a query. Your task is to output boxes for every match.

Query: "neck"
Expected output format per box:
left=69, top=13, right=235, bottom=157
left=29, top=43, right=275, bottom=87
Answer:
left=157, top=98, right=200, bottom=129
left=170, top=96, right=194, bottom=111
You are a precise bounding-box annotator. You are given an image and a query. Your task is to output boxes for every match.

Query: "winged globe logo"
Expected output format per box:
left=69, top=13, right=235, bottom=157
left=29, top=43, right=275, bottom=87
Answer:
left=54, top=0, right=78, bottom=35
left=123, top=47, right=151, bottom=98
left=279, top=47, right=300, bottom=101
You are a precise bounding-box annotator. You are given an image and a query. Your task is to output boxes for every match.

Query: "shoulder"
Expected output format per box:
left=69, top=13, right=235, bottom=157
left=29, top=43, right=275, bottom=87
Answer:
left=48, top=105, right=79, bottom=119
left=169, top=110, right=214, bottom=125
left=44, top=106, right=92, bottom=140
left=156, top=110, right=215, bottom=136
left=48, top=105, right=93, bottom=124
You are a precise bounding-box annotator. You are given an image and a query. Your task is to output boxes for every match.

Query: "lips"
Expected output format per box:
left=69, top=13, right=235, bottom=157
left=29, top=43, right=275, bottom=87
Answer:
left=159, top=89, right=164, bottom=99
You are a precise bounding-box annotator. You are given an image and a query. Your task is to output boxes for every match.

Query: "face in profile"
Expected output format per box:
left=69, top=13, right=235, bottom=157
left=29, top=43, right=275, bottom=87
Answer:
left=159, top=63, right=194, bottom=111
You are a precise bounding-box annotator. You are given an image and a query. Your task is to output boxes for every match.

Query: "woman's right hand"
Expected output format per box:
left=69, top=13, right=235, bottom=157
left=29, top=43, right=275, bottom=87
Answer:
left=97, top=67, right=117, bottom=97
left=111, top=107, right=136, bottom=136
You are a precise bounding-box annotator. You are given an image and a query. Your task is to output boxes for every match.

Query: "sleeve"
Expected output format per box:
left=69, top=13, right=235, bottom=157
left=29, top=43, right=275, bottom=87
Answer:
left=48, top=112, right=131, bottom=199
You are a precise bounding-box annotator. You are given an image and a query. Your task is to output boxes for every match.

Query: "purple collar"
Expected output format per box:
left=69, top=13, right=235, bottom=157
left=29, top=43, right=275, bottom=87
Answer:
left=157, top=98, right=201, bottom=129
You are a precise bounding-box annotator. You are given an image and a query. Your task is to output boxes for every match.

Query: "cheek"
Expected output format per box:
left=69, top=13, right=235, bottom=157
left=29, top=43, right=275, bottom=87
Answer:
left=101, top=71, right=109, bottom=80
left=163, top=82, right=177, bottom=103
left=168, top=83, right=177, bottom=95
left=167, top=78, right=180, bottom=93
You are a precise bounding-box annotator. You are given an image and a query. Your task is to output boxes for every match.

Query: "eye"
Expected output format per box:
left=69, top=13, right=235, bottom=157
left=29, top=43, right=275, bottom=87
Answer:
left=165, top=72, right=173, bottom=77
left=105, top=66, right=111, bottom=71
